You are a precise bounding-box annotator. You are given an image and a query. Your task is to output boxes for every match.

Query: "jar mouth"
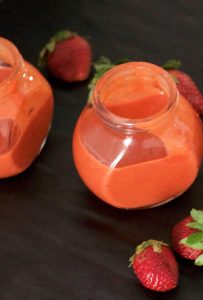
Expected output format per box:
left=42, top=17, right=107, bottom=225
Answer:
left=0, top=37, right=23, bottom=89
left=92, top=62, right=178, bottom=132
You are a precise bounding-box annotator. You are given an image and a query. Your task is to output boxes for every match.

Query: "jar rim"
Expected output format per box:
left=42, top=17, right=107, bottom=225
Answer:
left=92, top=62, right=178, bottom=132
left=0, top=37, right=23, bottom=90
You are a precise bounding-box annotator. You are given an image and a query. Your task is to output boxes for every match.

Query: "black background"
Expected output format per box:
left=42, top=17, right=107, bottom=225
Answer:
left=0, top=0, right=202, bottom=299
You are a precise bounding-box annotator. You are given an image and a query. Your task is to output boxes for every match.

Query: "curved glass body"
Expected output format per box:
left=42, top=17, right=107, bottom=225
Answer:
left=0, top=38, right=53, bottom=177
left=73, top=62, right=203, bottom=209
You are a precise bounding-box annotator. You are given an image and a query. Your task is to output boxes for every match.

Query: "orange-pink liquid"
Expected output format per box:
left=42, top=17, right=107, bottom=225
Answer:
left=73, top=63, right=203, bottom=208
left=0, top=63, right=53, bottom=177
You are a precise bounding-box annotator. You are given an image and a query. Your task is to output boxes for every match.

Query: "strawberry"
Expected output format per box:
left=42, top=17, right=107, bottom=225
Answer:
left=163, top=60, right=203, bottom=114
left=172, top=209, right=203, bottom=266
left=129, top=240, right=179, bottom=292
left=39, top=30, right=92, bottom=82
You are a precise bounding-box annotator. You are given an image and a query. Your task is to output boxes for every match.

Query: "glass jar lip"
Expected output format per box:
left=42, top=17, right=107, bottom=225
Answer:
left=92, top=62, right=178, bottom=132
left=0, top=37, right=23, bottom=88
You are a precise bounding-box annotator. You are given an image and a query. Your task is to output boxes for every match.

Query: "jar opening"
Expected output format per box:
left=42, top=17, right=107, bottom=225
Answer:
left=93, top=62, right=178, bottom=132
left=0, top=38, right=23, bottom=88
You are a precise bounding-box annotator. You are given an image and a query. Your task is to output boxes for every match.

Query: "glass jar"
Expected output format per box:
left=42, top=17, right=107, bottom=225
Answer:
left=73, top=62, right=203, bottom=209
left=0, top=37, right=53, bottom=178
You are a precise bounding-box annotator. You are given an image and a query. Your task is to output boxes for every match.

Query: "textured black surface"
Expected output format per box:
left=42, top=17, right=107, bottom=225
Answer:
left=0, top=0, right=202, bottom=299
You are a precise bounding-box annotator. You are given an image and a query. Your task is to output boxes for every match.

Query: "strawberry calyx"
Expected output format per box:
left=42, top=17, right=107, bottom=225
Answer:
left=195, top=254, right=203, bottom=266
left=136, top=239, right=168, bottom=254
left=39, top=30, right=74, bottom=67
left=87, top=56, right=130, bottom=104
left=129, top=239, right=168, bottom=267
left=162, top=59, right=182, bottom=83
left=180, top=209, right=203, bottom=266
left=162, top=59, right=181, bottom=70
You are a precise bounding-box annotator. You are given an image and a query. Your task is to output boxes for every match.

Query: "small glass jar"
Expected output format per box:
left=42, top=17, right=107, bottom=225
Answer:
left=73, top=62, right=203, bottom=209
left=0, top=37, right=53, bottom=178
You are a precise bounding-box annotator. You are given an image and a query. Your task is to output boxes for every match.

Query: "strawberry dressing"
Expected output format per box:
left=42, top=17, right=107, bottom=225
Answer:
left=73, top=62, right=203, bottom=208
left=0, top=38, right=53, bottom=177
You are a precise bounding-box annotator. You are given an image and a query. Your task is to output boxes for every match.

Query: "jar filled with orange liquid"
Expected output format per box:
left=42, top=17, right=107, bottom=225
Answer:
left=0, top=37, right=53, bottom=177
left=73, top=62, right=203, bottom=209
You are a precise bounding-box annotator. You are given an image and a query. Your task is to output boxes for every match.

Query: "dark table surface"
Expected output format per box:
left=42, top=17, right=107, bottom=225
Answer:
left=0, top=0, right=203, bottom=299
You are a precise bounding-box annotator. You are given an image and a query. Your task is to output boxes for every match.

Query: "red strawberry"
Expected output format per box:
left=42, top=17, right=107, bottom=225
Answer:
left=129, top=240, right=179, bottom=292
left=172, top=209, right=203, bottom=266
left=39, top=30, right=92, bottom=82
left=163, top=60, right=203, bottom=114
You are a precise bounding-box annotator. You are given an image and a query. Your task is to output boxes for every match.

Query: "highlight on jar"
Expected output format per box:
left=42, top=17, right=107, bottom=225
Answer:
left=0, top=37, right=54, bottom=178
left=73, top=62, right=203, bottom=209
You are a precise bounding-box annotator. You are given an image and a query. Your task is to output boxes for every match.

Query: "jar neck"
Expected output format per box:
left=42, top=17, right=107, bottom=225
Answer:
left=0, top=37, right=24, bottom=98
left=92, top=62, right=178, bottom=133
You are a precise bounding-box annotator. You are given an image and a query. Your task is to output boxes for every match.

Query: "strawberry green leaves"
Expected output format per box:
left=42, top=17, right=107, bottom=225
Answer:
left=87, top=56, right=113, bottom=103
left=162, top=59, right=181, bottom=83
left=135, top=239, right=167, bottom=255
left=180, top=209, right=203, bottom=266
left=190, top=209, right=203, bottom=224
left=181, top=232, right=203, bottom=250
left=187, top=209, right=203, bottom=231
left=162, top=59, right=181, bottom=70
left=187, top=222, right=203, bottom=231
left=195, top=254, right=203, bottom=266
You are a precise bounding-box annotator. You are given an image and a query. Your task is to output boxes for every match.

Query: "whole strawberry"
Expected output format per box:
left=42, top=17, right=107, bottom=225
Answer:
left=163, top=60, right=203, bottom=114
left=129, top=240, right=179, bottom=292
left=39, top=30, right=92, bottom=82
left=172, top=209, right=203, bottom=266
